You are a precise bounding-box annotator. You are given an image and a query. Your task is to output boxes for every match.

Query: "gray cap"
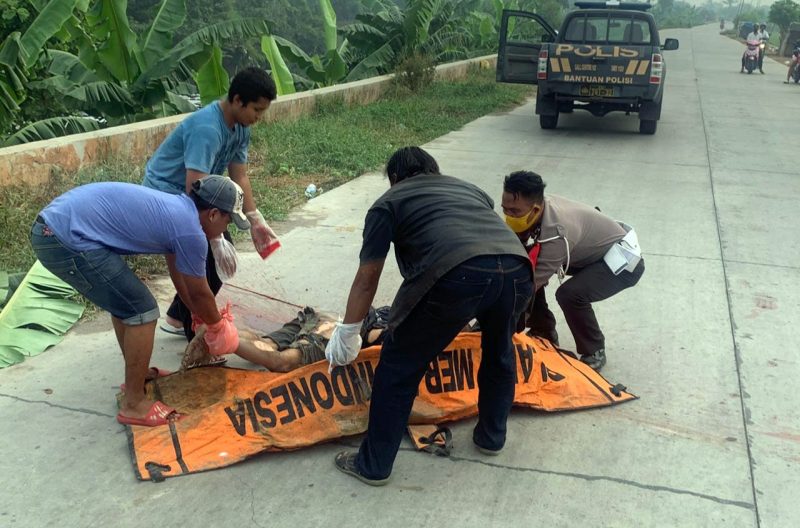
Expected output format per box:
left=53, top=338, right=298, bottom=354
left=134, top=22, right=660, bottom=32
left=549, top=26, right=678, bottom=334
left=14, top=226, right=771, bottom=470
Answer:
left=192, top=175, right=250, bottom=230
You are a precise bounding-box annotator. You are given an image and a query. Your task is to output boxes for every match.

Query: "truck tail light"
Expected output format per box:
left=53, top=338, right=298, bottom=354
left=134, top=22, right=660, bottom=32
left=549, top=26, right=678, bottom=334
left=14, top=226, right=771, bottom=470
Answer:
left=649, top=54, right=663, bottom=84
left=537, top=50, right=548, bottom=80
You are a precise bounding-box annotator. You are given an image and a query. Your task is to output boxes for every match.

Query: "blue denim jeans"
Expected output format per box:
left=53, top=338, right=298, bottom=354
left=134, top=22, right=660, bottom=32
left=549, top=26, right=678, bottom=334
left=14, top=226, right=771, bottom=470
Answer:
left=29, top=218, right=159, bottom=325
left=356, top=254, right=533, bottom=479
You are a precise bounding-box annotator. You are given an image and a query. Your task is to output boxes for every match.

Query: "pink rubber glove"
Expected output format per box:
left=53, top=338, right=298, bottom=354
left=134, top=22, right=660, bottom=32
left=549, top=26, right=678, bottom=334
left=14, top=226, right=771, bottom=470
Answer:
left=203, top=302, right=239, bottom=356
left=246, top=209, right=281, bottom=259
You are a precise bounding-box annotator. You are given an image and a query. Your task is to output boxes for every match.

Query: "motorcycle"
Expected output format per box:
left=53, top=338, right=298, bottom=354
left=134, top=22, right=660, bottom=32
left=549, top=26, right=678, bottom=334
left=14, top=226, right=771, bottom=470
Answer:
left=791, top=48, right=800, bottom=83
left=743, top=40, right=760, bottom=74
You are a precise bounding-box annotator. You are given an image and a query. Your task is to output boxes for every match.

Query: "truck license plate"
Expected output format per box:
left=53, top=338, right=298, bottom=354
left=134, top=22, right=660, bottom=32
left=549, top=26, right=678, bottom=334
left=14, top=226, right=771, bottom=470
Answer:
left=580, top=85, right=614, bottom=97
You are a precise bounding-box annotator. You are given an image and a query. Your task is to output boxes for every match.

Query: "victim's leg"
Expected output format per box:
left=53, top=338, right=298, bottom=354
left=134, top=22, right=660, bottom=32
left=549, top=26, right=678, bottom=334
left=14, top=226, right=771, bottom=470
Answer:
left=235, top=337, right=304, bottom=372
left=183, top=327, right=305, bottom=372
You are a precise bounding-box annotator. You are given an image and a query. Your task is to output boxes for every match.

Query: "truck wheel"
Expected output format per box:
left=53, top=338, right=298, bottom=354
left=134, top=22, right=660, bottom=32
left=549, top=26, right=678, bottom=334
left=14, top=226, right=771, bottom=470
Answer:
left=639, top=119, right=657, bottom=135
left=540, top=113, right=559, bottom=130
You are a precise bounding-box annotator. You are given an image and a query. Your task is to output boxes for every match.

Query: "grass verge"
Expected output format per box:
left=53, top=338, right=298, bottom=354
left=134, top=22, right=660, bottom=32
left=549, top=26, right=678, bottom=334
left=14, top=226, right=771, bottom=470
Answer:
left=0, top=67, right=531, bottom=278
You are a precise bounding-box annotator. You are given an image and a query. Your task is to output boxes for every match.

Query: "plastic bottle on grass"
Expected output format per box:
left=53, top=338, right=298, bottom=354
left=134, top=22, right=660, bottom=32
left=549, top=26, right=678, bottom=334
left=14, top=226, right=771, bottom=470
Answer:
left=305, top=184, right=323, bottom=198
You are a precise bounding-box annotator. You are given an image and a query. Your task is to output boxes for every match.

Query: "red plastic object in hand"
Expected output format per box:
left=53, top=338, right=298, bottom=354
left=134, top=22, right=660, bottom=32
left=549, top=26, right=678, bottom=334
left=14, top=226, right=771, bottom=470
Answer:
left=258, top=240, right=281, bottom=260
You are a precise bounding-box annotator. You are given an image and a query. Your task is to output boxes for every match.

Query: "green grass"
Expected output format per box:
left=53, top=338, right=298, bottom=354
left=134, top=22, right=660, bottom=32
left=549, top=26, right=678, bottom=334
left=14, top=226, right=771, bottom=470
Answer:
left=248, top=67, right=532, bottom=221
left=0, top=67, right=531, bottom=276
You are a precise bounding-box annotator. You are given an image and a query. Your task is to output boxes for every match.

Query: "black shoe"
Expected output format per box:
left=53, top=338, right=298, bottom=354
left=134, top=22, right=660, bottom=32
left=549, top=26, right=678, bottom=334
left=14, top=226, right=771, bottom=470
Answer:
left=334, top=452, right=389, bottom=486
left=760, top=69, right=765, bottom=74
left=527, top=329, right=559, bottom=347
left=474, top=442, right=502, bottom=456
left=580, top=349, right=607, bottom=371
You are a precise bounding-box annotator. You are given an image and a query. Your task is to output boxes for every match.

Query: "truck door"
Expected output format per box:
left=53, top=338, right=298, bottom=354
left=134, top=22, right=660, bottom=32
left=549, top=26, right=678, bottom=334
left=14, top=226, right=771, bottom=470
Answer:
left=497, top=10, right=557, bottom=85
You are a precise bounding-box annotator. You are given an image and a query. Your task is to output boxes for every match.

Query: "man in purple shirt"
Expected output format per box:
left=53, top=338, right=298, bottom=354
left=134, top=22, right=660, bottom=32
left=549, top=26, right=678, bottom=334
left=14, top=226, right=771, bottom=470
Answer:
left=30, top=176, right=249, bottom=426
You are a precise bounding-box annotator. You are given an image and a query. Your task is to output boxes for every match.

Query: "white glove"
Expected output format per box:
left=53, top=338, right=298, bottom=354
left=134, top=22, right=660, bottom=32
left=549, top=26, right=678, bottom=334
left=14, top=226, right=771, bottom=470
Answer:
left=325, top=321, right=363, bottom=369
left=209, top=235, right=238, bottom=282
left=246, top=209, right=281, bottom=259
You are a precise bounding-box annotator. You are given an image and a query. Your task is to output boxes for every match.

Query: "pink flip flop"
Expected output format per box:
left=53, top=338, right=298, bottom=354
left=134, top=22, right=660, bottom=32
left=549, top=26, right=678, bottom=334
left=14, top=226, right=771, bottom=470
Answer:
left=117, top=401, right=181, bottom=427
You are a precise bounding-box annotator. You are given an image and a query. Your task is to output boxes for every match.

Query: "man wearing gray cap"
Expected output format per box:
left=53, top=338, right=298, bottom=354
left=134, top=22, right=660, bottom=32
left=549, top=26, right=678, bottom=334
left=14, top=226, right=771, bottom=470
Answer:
left=30, top=175, right=249, bottom=427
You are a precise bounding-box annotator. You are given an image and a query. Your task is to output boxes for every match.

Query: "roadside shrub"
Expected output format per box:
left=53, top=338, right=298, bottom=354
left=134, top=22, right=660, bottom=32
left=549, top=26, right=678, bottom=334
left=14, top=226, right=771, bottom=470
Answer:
left=393, top=53, right=436, bottom=93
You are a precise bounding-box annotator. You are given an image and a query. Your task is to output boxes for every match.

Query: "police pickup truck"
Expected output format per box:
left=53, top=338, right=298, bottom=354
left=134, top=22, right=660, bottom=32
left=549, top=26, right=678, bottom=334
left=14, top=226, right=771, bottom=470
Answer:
left=496, top=1, right=679, bottom=134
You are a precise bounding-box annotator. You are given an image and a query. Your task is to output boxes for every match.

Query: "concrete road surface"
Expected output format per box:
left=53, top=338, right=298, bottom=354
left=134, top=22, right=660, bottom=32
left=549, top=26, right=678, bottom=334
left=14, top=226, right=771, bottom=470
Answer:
left=2, top=25, right=798, bottom=528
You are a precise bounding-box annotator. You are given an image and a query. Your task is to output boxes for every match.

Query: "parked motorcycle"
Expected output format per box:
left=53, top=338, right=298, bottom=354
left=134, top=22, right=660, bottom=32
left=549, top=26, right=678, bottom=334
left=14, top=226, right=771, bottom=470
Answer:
left=742, top=40, right=760, bottom=74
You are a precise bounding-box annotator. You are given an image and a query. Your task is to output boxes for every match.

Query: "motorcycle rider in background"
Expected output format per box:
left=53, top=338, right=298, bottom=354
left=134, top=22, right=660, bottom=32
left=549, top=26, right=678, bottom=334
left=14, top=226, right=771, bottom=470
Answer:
left=786, top=46, right=800, bottom=83
left=757, top=24, right=769, bottom=74
left=743, top=25, right=767, bottom=74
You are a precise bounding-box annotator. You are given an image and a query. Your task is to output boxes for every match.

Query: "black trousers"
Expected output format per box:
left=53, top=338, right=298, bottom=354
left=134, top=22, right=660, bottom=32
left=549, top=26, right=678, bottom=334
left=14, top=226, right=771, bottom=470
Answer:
left=526, top=285, right=559, bottom=345
left=529, top=258, right=644, bottom=356
left=355, top=255, right=533, bottom=479
left=166, top=230, right=232, bottom=341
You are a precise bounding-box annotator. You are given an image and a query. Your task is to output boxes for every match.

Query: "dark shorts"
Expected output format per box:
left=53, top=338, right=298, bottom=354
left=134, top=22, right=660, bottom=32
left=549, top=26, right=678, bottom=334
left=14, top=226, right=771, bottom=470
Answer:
left=265, top=306, right=391, bottom=365
left=29, top=217, right=159, bottom=326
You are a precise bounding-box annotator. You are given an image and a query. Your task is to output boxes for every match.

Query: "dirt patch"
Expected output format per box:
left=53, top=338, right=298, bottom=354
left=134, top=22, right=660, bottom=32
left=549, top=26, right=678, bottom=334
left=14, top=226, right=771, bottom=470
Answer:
left=150, top=367, right=230, bottom=412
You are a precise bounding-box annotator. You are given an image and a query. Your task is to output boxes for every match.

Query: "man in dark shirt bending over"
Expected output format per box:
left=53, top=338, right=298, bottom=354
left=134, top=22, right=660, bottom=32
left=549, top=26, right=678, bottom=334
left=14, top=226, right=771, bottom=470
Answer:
left=324, top=146, right=533, bottom=486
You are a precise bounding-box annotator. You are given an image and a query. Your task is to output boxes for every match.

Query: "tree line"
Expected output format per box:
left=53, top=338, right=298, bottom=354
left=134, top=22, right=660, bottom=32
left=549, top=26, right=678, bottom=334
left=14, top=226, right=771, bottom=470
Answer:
left=0, top=0, right=568, bottom=146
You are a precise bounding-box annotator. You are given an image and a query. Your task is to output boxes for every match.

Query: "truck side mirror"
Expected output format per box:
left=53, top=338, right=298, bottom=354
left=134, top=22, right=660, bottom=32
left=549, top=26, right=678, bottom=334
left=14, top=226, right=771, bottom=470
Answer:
left=662, top=38, right=679, bottom=51
left=541, top=34, right=555, bottom=43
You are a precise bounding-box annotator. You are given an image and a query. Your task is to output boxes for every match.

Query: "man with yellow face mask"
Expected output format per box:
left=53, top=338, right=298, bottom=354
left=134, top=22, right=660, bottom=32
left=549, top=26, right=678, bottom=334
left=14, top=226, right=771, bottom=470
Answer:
left=500, top=171, right=645, bottom=370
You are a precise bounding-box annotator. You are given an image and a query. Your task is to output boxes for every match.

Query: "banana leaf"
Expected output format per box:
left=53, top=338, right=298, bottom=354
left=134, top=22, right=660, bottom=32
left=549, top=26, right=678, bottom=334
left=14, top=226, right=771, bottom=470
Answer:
left=133, top=18, right=270, bottom=94
left=2, top=116, right=100, bottom=146
left=138, top=0, right=187, bottom=70
left=19, top=0, right=79, bottom=69
left=319, top=0, right=338, bottom=53
left=403, top=0, right=441, bottom=49
left=195, top=45, right=228, bottom=105
left=0, top=271, right=26, bottom=309
left=164, top=91, right=197, bottom=114
left=0, top=32, right=26, bottom=121
left=0, top=261, right=84, bottom=368
left=260, top=36, right=295, bottom=96
left=345, top=39, right=397, bottom=81
left=85, top=0, right=139, bottom=84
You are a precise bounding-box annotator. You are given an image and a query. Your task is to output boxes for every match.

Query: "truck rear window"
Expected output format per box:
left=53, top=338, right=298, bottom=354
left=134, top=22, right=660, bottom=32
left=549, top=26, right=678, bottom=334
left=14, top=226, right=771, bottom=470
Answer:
left=563, top=15, right=651, bottom=44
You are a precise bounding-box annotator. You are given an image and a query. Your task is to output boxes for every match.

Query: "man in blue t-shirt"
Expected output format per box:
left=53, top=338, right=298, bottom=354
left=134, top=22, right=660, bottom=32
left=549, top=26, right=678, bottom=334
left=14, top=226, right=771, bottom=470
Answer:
left=143, top=67, right=279, bottom=340
left=30, top=176, right=249, bottom=427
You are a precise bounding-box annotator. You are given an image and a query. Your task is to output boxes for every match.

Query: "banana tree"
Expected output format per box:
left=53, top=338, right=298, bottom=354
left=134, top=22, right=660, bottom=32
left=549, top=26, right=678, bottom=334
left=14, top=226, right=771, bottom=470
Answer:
left=0, top=0, right=81, bottom=125
left=340, top=0, right=470, bottom=80
left=462, top=0, right=521, bottom=54
left=35, top=0, right=270, bottom=124
left=261, top=0, right=348, bottom=90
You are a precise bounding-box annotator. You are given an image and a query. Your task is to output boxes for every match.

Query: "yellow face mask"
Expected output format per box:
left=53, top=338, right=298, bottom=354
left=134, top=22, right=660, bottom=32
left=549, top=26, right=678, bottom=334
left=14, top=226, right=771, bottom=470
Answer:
left=505, top=206, right=538, bottom=234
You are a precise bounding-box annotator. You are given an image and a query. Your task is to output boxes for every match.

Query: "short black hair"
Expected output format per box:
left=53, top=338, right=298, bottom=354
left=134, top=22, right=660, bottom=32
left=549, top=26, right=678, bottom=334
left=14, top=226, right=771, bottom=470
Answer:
left=385, top=146, right=440, bottom=185
left=228, top=67, right=277, bottom=105
left=503, top=171, right=546, bottom=202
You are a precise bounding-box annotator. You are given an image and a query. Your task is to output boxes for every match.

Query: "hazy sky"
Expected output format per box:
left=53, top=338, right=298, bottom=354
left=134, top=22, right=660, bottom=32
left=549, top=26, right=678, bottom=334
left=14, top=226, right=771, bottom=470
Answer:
left=681, top=0, right=776, bottom=6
